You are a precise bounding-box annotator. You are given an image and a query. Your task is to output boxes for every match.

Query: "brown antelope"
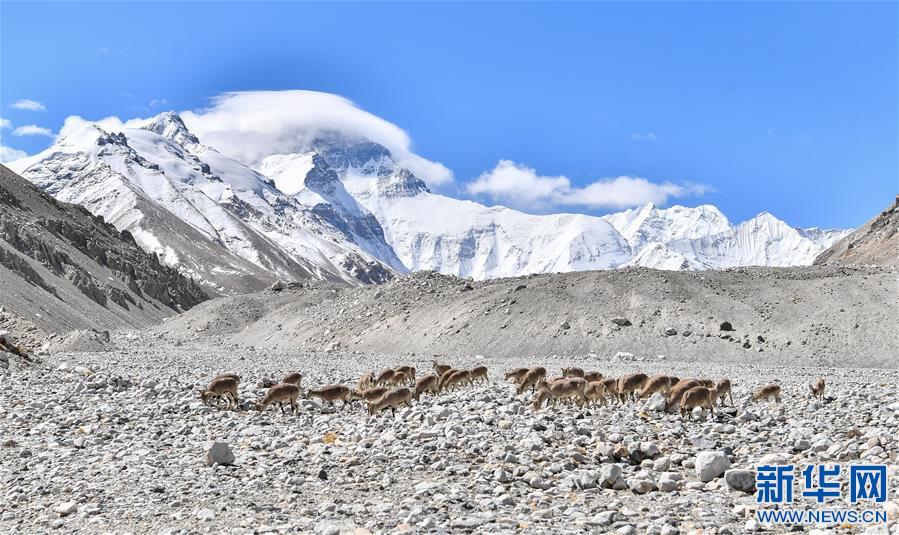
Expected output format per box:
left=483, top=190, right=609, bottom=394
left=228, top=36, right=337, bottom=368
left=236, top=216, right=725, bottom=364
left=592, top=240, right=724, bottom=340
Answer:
left=213, top=372, right=241, bottom=383
left=469, top=366, right=488, bottom=384
left=679, top=386, right=717, bottom=420
left=809, top=378, right=825, bottom=400
left=516, top=367, right=547, bottom=394
left=441, top=370, right=472, bottom=392
left=715, top=378, right=733, bottom=406
left=368, top=387, right=413, bottom=416
left=395, top=366, right=416, bottom=383
left=752, top=384, right=782, bottom=404
left=357, top=372, right=375, bottom=391
left=375, top=368, right=396, bottom=386
left=438, top=368, right=460, bottom=389
left=254, top=383, right=300, bottom=414
left=584, top=380, right=608, bottom=407
left=639, top=375, right=673, bottom=399
left=505, top=368, right=529, bottom=383
left=666, top=379, right=701, bottom=412
left=389, top=370, right=411, bottom=386
left=413, top=374, right=440, bottom=400
left=282, top=371, right=303, bottom=387
left=584, top=371, right=604, bottom=383
left=692, top=378, right=716, bottom=388
left=200, top=376, right=239, bottom=410
left=356, top=386, right=389, bottom=403
left=602, top=377, right=620, bottom=404
left=533, top=377, right=588, bottom=410
left=561, top=367, right=585, bottom=378
left=432, top=360, right=452, bottom=376
left=617, top=373, right=649, bottom=402
left=306, top=384, right=357, bottom=409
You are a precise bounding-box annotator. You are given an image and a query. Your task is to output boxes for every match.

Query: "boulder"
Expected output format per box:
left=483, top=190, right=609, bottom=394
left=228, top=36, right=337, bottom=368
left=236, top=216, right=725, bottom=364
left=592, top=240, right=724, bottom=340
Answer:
left=695, top=450, right=730, bottom=482
left=205, top=441, right=235, bottom=466
left=724, top=469, right=755, bottom=493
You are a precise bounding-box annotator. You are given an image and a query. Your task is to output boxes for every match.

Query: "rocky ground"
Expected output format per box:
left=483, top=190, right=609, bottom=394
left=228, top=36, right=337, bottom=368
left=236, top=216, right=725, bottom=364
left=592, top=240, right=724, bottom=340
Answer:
left=1, top=334, right=897, bottom=534
left=156, top=266, right=899, bottom=368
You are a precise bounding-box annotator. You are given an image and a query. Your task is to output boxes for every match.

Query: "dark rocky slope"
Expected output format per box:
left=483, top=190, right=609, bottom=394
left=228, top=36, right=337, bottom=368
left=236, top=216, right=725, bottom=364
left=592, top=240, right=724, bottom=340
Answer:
left=0, top=164, right=208, bottom=333
left=815, top=196, right=898, bottom=267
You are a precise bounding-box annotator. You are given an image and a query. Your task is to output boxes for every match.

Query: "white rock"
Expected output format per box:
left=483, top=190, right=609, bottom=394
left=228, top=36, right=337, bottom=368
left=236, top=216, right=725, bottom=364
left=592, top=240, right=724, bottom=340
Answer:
left=695, top=451, right=730, bottom=482
left=55, top=501, right=78, bottom=516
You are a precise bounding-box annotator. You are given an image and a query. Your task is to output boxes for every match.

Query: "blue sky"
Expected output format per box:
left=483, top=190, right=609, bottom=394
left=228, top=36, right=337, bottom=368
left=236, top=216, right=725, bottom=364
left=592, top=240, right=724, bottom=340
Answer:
left=1, top=2, right=895, bottom=228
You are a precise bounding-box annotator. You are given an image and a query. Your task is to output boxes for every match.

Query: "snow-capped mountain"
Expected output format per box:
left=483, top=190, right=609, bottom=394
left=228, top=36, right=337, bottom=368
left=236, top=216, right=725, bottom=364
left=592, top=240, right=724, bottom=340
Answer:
left=603, top=204, right=850, bottom=270
left=344, top=171, right=633, bottom=279
left=7, top=113, right=400, bottom=292
left=8, top=111, right=852, bottom=289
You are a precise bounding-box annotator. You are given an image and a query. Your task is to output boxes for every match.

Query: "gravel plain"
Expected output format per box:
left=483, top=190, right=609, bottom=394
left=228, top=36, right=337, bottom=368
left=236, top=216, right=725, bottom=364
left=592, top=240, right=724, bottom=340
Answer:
left=2, top=333, right=897, bottom=534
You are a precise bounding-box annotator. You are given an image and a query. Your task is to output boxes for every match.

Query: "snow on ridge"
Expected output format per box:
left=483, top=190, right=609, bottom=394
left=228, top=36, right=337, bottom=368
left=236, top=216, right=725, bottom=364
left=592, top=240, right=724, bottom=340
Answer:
left=6, top=111, right=854, bottom=287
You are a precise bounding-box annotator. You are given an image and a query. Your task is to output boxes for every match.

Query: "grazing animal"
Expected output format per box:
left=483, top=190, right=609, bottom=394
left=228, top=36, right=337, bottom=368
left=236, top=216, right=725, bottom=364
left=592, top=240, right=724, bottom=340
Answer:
left=469, top=366, right=489, bottom=384
left=516, top=367, right=547, bottom=394
left=505, top=368, right=529, bottom=383
left=432, top=361, right=452, bottom=376
left=810, top=378, right=825, bottom=400
left=438, top=368, right=460, bottom=390
left=254, top=383, right=300, bottom=414
left=307, top=384, right=357, bottom=409
left=390, top=370, right=411, bottom=386
left=356, top=386, right=389, bottom=403
left=752, top=384, right=782, bottom=404
left=715, top=378, right=733, bottom=406
left=584, top=371, right=604, bottom=383
left=584, top=380, right=608, bottom=407
left=213, top=372, right=241, bottom=383
left=666, top=379, right=701, bottom=412
left=692, top=378, right=716, bottom=388
left=413, top=374, right=440, bottom=400
left=375, top=369, right=396, bottom=386
left=282, top=371, right=303, bottom=387
left=357, top=372, right=375, bottom=391
left=639, top=375, right=673, bottom=399
left=602, top=377, right=620, bottom=404
left=368, top=387, right=413, bottom=416
left=533, top=377, right=588, bottom=410
left=200, top=376, right=240, bottom=410
left=441, top=370, right=472, bottom=392
left=617, top=373, right=649, bottom=402
left=679, top=386, right=718, bottom=420
left=395, top=366, right=416, bottom=383
left=561, top=367, right=585, bottom=378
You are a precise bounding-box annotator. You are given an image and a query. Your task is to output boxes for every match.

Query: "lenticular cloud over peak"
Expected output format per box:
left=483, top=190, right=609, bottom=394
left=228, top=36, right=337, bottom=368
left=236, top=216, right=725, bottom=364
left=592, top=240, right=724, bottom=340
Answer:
left=180, top=90, right=453, bottom=186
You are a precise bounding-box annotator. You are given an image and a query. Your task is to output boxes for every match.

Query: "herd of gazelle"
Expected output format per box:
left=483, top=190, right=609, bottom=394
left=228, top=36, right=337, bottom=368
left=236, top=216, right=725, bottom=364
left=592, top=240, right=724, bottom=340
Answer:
left=199, top=362, right=826, bottom=419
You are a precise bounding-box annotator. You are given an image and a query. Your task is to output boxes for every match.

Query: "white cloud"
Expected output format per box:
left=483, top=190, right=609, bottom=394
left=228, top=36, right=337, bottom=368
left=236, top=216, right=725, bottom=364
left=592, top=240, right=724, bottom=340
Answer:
left=180, top=90, right=453, bottom=185
left=0, top=117, right=10, bottom=129
left=631, top=132, right=657, bottom=142
left=149, top=98, right=168, bottom=107
left=11, top=99, right=46, bottom=112
left=0, top=145, right=28, bottom=163
left=13, top=125, right=54, bottom=137
left=55, top=114, right=147, bottom=142
left=468, top=160, right=709, bottom=211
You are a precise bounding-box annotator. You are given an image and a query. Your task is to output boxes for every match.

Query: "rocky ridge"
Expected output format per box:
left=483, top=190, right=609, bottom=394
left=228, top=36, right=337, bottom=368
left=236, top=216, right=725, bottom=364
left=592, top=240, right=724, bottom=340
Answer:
left=0, top=165, right=208, bottom=333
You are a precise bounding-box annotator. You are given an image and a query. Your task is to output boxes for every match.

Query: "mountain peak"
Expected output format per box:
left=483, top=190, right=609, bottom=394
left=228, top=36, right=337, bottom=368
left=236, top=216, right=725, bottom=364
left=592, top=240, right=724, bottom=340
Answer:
left=143, top=111, right=200, bottom=147
left=376, top=168, right=430, bottom=199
